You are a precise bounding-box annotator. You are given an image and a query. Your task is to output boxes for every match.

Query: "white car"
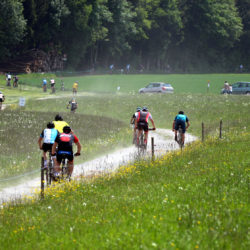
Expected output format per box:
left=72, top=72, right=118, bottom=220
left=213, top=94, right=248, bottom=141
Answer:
left=139, top=82, right=174, bottom=93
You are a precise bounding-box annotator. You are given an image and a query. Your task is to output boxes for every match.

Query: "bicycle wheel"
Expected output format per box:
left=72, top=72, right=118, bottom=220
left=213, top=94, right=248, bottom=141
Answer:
left=48, top=152, right=54, bottom=185
left=177, top=128, right=184, bottom=149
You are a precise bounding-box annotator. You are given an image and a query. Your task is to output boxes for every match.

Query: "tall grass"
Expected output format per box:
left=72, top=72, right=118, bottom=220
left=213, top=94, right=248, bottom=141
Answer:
left=0, top=110, right=129, bottom=180
left=0, top=131, right=248, bottom=249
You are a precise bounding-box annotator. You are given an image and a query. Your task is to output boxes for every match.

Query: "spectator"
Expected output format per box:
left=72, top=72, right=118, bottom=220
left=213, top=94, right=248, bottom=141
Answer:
left=239, top=64, right=243, bottom=73
left=126, top=64, right=130, bottom=74
left=207, top=80, right=210, bottom=93
left=109, top=64, right=114, bottom=74
left=6, top=73, right=11, bottom=86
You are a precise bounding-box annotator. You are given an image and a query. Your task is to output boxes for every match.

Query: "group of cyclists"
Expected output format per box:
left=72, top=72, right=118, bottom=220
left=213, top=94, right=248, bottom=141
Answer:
left=130, top=107, right=190, bottom=147
left=38, top=108, right=190, bottom=181
left=38, top=114, right=81, bottom=180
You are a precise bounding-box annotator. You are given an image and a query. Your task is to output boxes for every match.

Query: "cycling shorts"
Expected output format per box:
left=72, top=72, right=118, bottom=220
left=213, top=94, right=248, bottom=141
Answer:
left=175, top=120, right=186, bottom=133
left=137, top=122, right=148, bottom=132
left=42, top=143, right=53, bottom=152
left=57, top=151, right=73, bottom=163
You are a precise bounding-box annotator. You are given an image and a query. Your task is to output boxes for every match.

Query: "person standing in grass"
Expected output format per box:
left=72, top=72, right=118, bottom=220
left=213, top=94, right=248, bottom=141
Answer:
left=172, top=111, right=190, bottom=145
left=0, top=91, right=5, bottom=110
left=38, top=122, right=58, bottom=169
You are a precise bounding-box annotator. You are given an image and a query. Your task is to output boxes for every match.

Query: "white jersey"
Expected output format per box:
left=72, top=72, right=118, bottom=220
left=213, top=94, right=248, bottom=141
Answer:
left=0, top=93, right=3, bottom=99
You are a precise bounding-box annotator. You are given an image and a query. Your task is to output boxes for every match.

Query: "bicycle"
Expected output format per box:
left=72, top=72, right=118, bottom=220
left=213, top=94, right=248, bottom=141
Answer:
left=61, top=156, right=70, bottom=182
left=136, top=128, right=154, bottom=154
left=176, top=126, right=184, bottom=149
left=41, top=151, right=54, bottom=186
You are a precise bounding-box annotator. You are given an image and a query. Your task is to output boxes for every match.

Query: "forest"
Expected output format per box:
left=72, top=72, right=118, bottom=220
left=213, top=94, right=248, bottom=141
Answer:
left=0, top=0, right=249, bottom=73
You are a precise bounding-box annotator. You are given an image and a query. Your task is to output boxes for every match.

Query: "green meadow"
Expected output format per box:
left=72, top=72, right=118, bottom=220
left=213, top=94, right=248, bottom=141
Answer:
left=0, top=73, right=249, bottom=249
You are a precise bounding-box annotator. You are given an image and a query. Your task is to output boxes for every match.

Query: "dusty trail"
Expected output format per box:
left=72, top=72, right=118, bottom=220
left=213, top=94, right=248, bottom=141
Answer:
left=0, top=129, right=197, bottom=204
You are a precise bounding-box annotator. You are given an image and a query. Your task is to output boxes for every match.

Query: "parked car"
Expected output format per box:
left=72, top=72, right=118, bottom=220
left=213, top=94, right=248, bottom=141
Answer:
left=231, top=82, right=250, bottom=95
left=139, top=82, right=174, bottom=93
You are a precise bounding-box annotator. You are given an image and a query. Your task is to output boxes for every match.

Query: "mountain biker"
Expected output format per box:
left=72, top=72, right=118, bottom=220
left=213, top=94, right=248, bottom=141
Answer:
left=172, top=111, right=190, bottom=145
left=67, top=98, right=78, bottom=113
left=50, top=79, right=56, bottom=93
left=42, top=79, right=47, bottom=92
left=51, top=126, right=81, bottom=178
left=13, top=75, right=18, bottom=88
left=72, top=81, right=78, bottom=95
left=130, top=107, right=141, bottom=144
left=38, top=122, right=59, bottom=169
left=135, top=106, right=156, bottom=146
left=0, top=91, right=5, bottom=110
left=53, top=114, right=70, bottom=133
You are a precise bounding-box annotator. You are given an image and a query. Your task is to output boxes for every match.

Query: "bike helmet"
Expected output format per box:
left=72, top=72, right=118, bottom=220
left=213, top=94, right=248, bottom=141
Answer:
left=63, top=126, right=71, bottom=134
left=47, top=122, right=55, bottom=129
left=55, top=114, right=63, bottom=121
left=142, top=106, right=148, bottom=111
left=179, top=111, right=184, bottom=114
left=136, top=107, right=141, bottom=112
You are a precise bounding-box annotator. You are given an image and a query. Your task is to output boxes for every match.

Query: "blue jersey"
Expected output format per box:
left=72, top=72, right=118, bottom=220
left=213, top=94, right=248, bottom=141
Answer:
left=175, top=114, right=189, bottom=122
left=43, top=79, right=47, bottom=85
left=40, top=128, right=58, bottom=144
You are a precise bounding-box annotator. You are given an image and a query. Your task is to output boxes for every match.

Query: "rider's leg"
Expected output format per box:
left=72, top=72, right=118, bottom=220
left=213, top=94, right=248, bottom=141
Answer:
left=137, top=129, right=142, bottom=144
left=144, top=131, right=148, bottom=144
left=43, top=151, right=48, bottom=168
left=182, top=133, right=185, bottom=144
left=68, top=160, right=74, bottom=176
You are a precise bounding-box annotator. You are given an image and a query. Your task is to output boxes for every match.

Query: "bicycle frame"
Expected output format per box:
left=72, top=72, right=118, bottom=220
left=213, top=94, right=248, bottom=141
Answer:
left=177, top=127, right=184, bottom=149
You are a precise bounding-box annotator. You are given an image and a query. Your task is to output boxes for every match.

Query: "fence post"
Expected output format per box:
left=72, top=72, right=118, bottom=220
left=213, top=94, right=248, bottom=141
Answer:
left=41, top=157, right=44, bottom=199
left=151, top=137, right=155, bottom=161
left=202, top=122, right=205, bottom=142
left=219, top=120, right=223, bottom=139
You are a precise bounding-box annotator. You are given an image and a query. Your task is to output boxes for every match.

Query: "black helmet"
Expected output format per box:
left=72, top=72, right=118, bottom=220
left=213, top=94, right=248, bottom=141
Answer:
left=47, top=122, right=55, bottom=129
left=55, top=114, right=63, bottom=121
left=63, top=126, right=71, bottom=134
left=179, top=111, right=184, bottom=114
left=142, top=106, right=148, bottom=111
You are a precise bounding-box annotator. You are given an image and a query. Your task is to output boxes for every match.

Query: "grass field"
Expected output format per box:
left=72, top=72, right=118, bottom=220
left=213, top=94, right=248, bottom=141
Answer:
left=0, top=73, right=249, bottom=249
left=2, top=72, right=250, bottom=94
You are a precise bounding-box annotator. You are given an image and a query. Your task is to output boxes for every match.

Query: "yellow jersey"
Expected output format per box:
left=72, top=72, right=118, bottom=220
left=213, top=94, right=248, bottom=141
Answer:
left=53, top=120, right=70, bottom=133
left=73, top=82, right=78, bottom=89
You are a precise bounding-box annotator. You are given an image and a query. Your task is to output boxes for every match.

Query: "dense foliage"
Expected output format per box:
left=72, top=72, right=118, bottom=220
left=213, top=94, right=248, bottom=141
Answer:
left=0, top=0, right=248, bottom=72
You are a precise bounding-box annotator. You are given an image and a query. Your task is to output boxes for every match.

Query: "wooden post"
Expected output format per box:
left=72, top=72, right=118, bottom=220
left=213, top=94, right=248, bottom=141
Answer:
left=41, top=157, right=44, bottom=199
left=219, top=120, right=222, bottom=139
left=202, top=122, right=205, bottom=142
left=151, top=137, right=155, bottom=161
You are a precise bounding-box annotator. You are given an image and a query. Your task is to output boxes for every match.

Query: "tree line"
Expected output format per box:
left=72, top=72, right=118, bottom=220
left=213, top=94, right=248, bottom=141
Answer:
left=0, top=0, right=249, bottom=73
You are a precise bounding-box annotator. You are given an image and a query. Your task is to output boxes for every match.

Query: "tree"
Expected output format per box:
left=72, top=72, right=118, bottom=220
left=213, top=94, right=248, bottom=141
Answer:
left=0, top=0, right=26, bottom=60
left=176, top=0, right=243, bottom=72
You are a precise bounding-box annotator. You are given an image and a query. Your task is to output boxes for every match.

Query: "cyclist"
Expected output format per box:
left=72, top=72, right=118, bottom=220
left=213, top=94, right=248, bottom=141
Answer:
left=38, top=122, right=59, bottom=169
left=13, top=75, right=18, bottom=88
left=53, top=114, right=70, bottom=133
left=67, top=98, right=78, bottom=113
left=172, top=111, right=190, bottom=145
left=50, top=79, right=56, bottom=93
left=130, top=107, right=141, bottom=144
left=51, top=126, right=81, bottom=178
left=42, top=79, right=47, bottom=92
left=135, top=106, right=156, bottom=146
left=0, top=91, right=5, bottom=110
left=72, top=81, right=78, bottom=95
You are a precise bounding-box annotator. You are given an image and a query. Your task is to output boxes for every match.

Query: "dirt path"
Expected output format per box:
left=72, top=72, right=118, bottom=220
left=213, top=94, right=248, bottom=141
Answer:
left=0, top=129, right=197, bottom=204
